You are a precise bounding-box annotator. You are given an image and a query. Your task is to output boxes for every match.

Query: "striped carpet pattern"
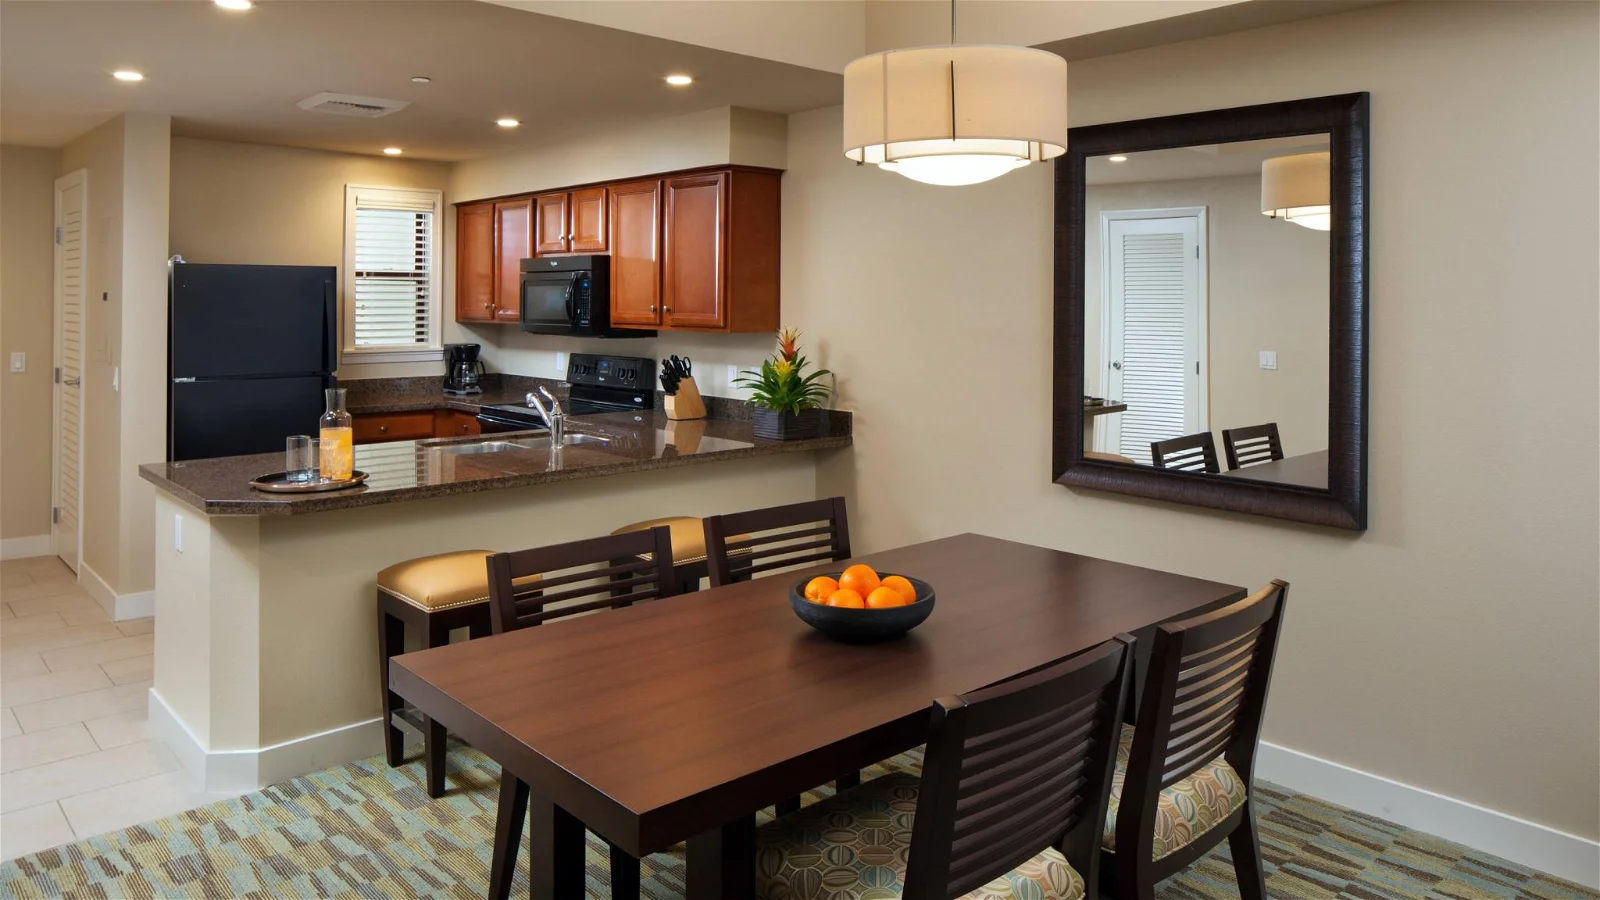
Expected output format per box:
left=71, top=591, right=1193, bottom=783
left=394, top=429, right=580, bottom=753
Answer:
left=2, top=745, right=1594, bottom=900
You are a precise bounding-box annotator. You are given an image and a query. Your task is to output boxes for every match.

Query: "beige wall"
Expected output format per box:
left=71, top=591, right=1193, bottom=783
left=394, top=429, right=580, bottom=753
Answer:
left=1084, top=174, right=1330, bottom=457
left=0, top=145, right=59, bottom=542
left=449, top=107, right=792, bottom=398
left=168, top=137, right=456, bottom=380
left=787, top=0, right=1598, bottom=839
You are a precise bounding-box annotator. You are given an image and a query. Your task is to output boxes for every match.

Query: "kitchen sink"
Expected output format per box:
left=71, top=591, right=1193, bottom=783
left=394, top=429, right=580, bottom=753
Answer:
left=423, top=434, right=610, bottom=455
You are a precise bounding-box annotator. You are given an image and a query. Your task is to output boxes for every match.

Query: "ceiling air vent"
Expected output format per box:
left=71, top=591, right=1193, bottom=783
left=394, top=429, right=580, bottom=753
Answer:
left=296, top=92, right=410, bottom=118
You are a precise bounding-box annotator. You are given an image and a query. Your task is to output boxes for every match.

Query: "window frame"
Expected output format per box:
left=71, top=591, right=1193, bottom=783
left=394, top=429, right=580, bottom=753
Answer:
left=341, top=184, right=445, bottom=364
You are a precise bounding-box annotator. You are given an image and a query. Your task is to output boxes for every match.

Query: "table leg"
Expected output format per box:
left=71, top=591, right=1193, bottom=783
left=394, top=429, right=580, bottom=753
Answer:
left=488, top=772, right=529, bottom=900
left=686, top=814, right=755, bottom=900
left=609, top=841, right=641, bottom=898
left=529, top=791, right=586, bottom=900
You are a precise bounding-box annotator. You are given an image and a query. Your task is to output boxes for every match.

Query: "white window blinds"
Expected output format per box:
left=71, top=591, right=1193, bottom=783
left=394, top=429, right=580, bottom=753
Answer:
left=344, top=186, right=442, bottom=356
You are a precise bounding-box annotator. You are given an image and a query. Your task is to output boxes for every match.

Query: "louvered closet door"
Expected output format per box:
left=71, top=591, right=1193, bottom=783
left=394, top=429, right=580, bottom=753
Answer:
left=1102, top=215, right=1204, bottom=464
left=53, top=172, right=85, bottom=571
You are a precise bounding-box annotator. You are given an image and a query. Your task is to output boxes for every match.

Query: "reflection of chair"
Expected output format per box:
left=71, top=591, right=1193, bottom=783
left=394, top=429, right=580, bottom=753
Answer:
left=1150, top=433, right=1220, bottom=473
left=1086, top=451, right=1138, bottom=464
left=1222, top=423, right=1284, bottom=470
left=1102, top=581, right=1288, bottom=900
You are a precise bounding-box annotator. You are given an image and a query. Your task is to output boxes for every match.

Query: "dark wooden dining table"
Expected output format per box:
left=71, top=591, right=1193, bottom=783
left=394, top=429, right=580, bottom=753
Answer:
left=388, top=532, right=1245, bottom=900
left=1217, top=449, right=1329, bottom=490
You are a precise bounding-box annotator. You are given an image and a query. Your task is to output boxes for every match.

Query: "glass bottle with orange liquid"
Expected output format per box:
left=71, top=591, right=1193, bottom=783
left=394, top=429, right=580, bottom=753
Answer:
left=319, top=388, right=354, bottom=481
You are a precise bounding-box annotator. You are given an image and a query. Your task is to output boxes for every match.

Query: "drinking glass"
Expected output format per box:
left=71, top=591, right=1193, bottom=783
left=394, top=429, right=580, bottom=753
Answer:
left=286, top=435, right=320, bottom=483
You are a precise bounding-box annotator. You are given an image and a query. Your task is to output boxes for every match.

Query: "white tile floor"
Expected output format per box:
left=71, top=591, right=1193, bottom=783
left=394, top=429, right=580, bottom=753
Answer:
left=0, top=555, right=239, bottom=862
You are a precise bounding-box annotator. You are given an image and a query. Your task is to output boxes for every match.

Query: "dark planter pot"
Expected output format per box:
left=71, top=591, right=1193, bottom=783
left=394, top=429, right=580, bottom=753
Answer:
left=751, top=407, right=823, bottom=441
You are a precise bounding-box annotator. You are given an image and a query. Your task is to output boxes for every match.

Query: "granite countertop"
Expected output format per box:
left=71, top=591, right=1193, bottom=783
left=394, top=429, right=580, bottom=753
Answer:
left=139, top=410, right=852, bottom=516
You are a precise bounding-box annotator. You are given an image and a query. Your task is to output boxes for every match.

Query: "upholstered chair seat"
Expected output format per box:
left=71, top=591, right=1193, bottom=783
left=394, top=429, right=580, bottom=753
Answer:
left=755, top=773, right=1087, bottom=900
left=377, top=549, right=543, bottom=610
left=1102, top=724, right=1249, bottom=860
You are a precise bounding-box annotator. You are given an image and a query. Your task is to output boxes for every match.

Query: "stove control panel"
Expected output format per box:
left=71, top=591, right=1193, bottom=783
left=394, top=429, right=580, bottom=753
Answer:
left=568, top=353, right=654, bottom=390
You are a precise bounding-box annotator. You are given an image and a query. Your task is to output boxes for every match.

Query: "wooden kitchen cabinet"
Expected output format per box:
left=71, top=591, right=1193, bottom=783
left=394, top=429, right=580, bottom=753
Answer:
left=608, top=179, right=663, bottom=327
left=353, top=411, right=437, bottom=444
left=433, top=409, right=482, bottom=438
left=535, top=193, right=569, bottom=255
left=660, top=168, right=780, bottom=333
left=569, top=187, right=607, bottom=253
left=455, top=201, right=496, bottom=323
left=494, top=198, right=530, bottom=322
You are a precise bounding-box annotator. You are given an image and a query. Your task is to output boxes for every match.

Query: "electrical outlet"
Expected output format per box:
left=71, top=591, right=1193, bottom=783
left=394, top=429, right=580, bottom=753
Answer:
left=554, top=352, right=567, bottom=375
left=1259, top=351, right=1278, bottom=371
left=8, top=352, right=24, bottom=373
left=173, top=514, right=183, bottom=553
left=726, top=365, right=740, bottom=389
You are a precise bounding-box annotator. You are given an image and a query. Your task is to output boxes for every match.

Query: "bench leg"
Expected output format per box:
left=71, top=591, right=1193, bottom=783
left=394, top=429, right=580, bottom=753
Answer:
left=377, top=601, right=405, bottom=768
left=423, top=618, right=451, bottom=798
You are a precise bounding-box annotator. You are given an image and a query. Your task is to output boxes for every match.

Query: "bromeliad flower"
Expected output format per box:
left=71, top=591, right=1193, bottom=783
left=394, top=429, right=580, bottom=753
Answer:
left=777, top=327, right=801, bottom=362
left=735, top=326, right=832, bottom=414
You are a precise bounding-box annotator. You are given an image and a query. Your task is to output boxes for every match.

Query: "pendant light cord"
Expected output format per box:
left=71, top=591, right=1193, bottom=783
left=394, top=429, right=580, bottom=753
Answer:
left=950, top=0, right=956, bottom=44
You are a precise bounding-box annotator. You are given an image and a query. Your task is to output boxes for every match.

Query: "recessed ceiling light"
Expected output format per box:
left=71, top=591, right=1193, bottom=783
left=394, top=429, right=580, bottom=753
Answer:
left=664, top=74, right=694, bottom=86
left=411, top=76, right=431, bottom=84
left=496, top=118, right=520, bottom=129
left=1108, top=155, right=1128, bottom=163
left=383, top=147, right=403, bottom=156
left=112, top=70, right=144, bottom=82
left=214, top=0, right=252, bottom=10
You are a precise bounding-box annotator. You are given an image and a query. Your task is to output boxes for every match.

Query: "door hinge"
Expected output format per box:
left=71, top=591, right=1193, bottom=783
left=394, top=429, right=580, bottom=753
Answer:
left=54, top=366, right=60, bottom=384
left=1196, top=361, right=1200, bottom=375
left=55, top=226, right=62, bottom=245
left=1195, top=245, right=1199, bottom=259
left=52, top=507, right=60, bottom=524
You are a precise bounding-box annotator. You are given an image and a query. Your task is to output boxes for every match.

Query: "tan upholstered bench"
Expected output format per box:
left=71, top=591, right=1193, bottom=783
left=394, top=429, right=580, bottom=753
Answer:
left=610, top=516, right=716, bottom=594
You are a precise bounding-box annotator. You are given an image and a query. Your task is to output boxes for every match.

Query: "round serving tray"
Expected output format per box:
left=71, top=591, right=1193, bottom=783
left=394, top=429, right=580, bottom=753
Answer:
left=250, top=471, right=369, bottom=493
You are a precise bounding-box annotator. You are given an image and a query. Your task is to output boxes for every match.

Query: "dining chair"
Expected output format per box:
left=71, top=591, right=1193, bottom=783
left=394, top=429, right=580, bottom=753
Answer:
left=484, top=527, right=678, bottom=900
left=1150, top=432, right=1220, bottom=473
left=1221, top=423, right=1284, bottom=471
left=755, top=636, right=1135, bottom=900
left=702, top=495, right=851, bottom=588
left=703, top=496, right=858, bottom=810
left=1101, top=580, right=1289, bottom=900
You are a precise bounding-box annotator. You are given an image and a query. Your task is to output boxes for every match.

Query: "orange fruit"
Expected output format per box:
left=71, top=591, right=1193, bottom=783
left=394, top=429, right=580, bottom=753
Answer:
left=804, top=576, right=840, bottom=603
left=827, top=588, right=865, bottom=609
left=838, top=564, right=880, bottom=597
left=880, top=575, right=917, bottom=605
left=866, top=586, right=907, bottom=608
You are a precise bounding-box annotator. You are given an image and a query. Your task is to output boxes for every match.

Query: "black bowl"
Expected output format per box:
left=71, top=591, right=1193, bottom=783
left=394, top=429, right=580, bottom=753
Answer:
left=788, top=573, right=935, bottom=643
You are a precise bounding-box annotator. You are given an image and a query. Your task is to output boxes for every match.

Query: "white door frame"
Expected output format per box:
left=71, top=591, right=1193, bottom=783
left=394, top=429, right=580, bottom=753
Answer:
left=52, top=169, right=87, bottom=571
left=1095, top=206, right=1210, bottom=454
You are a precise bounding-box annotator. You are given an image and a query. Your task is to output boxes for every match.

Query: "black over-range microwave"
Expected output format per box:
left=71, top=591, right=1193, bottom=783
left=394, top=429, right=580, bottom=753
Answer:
left=518, top=255, right=652, bottom=338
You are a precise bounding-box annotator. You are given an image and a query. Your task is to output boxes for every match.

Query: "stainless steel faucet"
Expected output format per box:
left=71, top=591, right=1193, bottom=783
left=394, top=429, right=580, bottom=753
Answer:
left=525, top=386, right=566, bottom=446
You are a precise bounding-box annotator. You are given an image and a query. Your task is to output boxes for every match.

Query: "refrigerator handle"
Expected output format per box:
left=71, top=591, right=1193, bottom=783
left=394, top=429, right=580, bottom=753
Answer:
left=323, top=278, right=338, bottom=375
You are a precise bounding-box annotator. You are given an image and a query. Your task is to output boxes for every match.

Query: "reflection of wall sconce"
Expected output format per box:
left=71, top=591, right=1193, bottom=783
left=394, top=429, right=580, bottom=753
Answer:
left=1261, top=152, right=1330, bottom=231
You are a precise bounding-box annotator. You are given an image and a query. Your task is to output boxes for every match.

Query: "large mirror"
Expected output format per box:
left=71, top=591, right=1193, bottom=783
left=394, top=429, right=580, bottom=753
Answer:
left=1054, top=94, right=1369, bottom=529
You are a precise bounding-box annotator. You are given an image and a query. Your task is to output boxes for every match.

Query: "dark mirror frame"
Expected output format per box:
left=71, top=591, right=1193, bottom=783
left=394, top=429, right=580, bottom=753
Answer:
left=1053, top=92, right=1369, bottom=530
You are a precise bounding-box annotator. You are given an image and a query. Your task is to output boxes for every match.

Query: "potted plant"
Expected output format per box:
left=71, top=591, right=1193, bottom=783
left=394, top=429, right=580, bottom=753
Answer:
left=736, top=327, right=833, bottom=440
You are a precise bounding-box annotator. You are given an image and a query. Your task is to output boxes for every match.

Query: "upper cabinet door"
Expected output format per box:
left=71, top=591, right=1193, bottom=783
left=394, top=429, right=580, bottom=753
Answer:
left=662, top=172, right=728, bottom=329
left=494, top=198, right=531, bottom=322
left=455, top=201, right=496, bottom=322
left=535, top=193, right=570, bottom=255
left=568, top=187, right=608, bottom=253
left=607, top=180, right=662, bottom=327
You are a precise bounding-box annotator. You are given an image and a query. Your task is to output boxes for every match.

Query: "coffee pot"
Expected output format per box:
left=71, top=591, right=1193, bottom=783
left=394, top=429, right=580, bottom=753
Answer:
left=444, top=343, right=486, bottom=395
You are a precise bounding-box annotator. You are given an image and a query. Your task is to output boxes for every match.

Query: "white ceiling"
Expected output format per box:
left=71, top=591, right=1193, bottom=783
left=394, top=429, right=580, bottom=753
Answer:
left=1087, top=135, right=1331, bottom=185
left=0, top=0, right=843, bottom=160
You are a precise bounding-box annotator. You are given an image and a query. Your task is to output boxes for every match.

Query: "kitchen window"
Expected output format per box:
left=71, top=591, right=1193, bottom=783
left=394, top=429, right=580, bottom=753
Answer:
left=342, top=185, right=443, bottom=362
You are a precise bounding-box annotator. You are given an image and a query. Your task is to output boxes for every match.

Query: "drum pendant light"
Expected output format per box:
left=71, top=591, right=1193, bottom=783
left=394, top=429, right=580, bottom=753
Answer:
left=1261, top=151, right=1332, bottom=231
left=842, top=0, right=1067, bottom=186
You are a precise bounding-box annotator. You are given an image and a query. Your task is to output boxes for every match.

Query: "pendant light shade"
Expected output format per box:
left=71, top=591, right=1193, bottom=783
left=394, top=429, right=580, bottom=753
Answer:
left=1261, top=151, right=1331, bottom=231
left=843, top=45, right=1067, bottom=186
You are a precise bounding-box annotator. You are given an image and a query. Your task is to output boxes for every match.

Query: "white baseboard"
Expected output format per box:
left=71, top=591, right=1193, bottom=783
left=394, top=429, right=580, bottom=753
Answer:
left=148, top=688, right=384, bottom=793
left=78, top=561, right=155, bottom=621
left=0, top=535, right=52, bottom=560
left=1258, top=741, right=1599, bottom=889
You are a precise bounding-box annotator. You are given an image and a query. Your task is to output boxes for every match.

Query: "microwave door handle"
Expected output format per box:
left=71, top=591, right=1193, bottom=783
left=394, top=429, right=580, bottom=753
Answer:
left=565, top=273, right=582, bottom=323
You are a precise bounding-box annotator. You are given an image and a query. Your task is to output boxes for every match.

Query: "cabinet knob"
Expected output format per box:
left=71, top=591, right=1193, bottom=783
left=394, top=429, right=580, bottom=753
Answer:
left=483, top=302, right=491, bottom=310
left=663, top=306, right=672, bottom=313
left=378, top=425, right=388, bottom=433
left=649, top=305, right=657, bottom=313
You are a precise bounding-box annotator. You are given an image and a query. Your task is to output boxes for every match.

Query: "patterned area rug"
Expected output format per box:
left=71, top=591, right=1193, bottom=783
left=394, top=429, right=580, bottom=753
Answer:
left=2, top=745, right=1594, bottom=900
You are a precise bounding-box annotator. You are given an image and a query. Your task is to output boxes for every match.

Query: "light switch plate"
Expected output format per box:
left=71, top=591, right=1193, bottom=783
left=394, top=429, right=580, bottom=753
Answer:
left=1259, top=351, right=1278, bottom=370
left=726, top=365, right=740, bottom=389
left=173, top=514, right=183, bottom=553
left=8, top=352, right=24, bottom=373
left=554, top=352, right=566, bottom=375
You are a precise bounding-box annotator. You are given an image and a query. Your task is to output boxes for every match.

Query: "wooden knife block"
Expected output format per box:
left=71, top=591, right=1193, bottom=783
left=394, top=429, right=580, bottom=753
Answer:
left=664, top=376, right=706, bottom=420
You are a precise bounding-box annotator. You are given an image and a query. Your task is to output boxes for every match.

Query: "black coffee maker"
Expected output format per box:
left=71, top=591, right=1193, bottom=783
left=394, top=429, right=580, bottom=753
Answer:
left=444, top=343, right=486, bottom=395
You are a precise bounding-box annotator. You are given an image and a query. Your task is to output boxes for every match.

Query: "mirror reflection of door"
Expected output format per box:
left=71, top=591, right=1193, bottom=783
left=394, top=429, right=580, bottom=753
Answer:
left=1098, top=210, right=1207, bottom=463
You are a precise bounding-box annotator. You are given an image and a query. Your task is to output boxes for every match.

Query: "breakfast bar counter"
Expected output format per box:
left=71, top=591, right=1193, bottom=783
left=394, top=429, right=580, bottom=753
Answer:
left=138, top=410, right=850, bottom=795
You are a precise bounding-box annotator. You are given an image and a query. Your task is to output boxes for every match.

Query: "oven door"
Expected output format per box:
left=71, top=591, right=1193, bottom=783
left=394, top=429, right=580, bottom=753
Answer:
left=519, top=271, right=584, bottom=334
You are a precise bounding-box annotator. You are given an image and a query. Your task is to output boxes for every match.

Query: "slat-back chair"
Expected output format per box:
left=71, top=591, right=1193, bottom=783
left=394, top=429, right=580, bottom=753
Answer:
left=703, top=496, right=851, bottom=587
left=1221, top=423, right=1284, bottom=471
left=754, top=637, right=1134, bottom=900
left=1103, top=581, right=1289, bottom=900
left=484, top=528, right=678, bottom=900
left=1150, top=432, right=1220, bottom=474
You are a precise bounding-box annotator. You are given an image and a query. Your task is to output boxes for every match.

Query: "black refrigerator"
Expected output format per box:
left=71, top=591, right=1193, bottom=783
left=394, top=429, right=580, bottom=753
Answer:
left=168, top=262, right=338, bottom=461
